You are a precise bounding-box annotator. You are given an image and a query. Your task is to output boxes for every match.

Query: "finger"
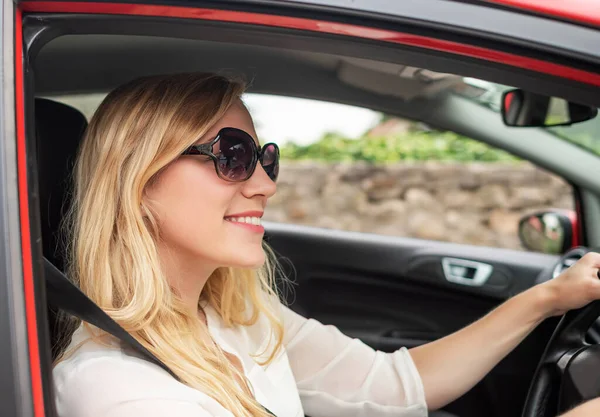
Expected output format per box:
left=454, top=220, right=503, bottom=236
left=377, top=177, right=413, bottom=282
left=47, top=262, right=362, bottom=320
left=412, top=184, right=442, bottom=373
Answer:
left=581, top=252, right=600, bottom=268
left=588, top=277, right=600, bottom=300
left=589, top=266, right=600, bottom=281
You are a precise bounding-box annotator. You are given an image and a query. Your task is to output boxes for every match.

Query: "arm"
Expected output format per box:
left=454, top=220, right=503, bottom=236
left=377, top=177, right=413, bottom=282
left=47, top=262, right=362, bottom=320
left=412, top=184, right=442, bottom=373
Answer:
left=410, top=252, right=600, bottom=410
left=409, top=285, right=549, bottom=410
left=282, top=305, right=427, bottom=417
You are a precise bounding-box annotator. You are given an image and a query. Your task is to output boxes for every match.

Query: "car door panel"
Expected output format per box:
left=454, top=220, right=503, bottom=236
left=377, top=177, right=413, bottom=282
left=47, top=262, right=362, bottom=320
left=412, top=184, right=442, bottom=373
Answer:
left=267, top=221, right=557, bottom=296
left=265, top=222, right=561, bottom=417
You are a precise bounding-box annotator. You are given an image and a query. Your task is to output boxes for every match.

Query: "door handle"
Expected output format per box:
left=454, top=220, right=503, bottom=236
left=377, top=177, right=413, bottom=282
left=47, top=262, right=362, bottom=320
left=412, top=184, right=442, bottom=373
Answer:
left=441, top=257, right=493, bottom=287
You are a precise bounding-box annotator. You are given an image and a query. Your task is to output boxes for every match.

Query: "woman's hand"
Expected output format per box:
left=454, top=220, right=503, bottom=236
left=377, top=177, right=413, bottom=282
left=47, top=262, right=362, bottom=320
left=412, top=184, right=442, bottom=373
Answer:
left=539, top=252, right=600, bottom=317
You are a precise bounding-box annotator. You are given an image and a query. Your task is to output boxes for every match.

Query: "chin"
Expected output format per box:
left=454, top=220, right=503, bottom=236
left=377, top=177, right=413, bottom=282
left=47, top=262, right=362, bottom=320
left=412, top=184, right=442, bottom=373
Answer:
left=227, top=249, right=266, bottom=270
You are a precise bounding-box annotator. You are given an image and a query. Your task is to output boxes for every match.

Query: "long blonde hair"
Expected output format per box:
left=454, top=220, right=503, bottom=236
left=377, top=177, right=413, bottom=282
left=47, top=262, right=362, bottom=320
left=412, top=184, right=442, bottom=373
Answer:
left=61, top=73, right=284, bottom=417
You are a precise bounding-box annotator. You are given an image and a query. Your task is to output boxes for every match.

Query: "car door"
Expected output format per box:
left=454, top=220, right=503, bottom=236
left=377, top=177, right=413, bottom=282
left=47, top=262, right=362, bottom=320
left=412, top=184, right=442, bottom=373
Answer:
left=0, top=2, right=47, bottom=417
left=227, top=3, right=599, bottom=417
left=13, top=1, right=600, bottom=417
left=265, top=222, right=565, bottom=417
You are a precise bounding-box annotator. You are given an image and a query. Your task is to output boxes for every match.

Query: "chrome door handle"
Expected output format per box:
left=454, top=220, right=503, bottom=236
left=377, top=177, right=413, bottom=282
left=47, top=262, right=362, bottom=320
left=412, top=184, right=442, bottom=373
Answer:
left=441, top=257, right=493, bottom=286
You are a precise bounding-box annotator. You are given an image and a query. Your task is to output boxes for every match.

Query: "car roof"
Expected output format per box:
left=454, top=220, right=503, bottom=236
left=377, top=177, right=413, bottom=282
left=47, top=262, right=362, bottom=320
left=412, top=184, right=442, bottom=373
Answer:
left=484, top=0, right=600, bottom=28
left=27, top=0, right=600, bottom=109
left=177, top=0, right=600, bottom=28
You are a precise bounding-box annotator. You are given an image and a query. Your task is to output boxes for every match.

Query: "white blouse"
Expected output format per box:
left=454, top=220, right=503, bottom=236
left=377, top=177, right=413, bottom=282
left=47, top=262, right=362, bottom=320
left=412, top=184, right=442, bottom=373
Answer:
left=53, top=303, right=427, bottom=417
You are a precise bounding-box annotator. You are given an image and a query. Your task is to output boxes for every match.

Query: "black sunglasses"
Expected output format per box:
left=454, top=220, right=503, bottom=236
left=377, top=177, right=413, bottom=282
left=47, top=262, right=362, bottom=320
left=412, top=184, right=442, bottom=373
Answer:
left=181, top=127, right=279, bottom=182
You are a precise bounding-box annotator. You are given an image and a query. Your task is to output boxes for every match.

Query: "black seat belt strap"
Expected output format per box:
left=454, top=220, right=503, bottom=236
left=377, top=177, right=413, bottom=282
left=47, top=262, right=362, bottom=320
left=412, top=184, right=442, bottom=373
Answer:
left=43, top=257, right=276, bottom=416
left=44, top=258, right=179, bottom=379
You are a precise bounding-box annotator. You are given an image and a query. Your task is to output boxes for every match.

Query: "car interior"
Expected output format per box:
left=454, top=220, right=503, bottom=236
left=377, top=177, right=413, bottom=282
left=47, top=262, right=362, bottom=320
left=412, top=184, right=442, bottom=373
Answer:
left=23, top=11, right=600, bottom=417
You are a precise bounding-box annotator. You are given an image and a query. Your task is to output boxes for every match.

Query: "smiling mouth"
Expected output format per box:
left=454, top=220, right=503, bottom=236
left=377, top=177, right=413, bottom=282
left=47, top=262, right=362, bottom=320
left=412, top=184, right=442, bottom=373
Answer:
left=224, top=216, right=262, bottom=226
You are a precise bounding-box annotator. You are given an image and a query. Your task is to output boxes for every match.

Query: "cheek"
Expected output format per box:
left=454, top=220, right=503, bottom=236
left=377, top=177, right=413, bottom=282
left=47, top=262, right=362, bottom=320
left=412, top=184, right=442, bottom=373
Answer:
left=146, top=161, right=234, bottom=246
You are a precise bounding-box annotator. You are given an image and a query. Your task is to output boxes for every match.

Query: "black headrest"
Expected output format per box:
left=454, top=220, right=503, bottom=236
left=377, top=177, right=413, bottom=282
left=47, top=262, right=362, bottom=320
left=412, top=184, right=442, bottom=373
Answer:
left=35, top=98, right=87, bottom=270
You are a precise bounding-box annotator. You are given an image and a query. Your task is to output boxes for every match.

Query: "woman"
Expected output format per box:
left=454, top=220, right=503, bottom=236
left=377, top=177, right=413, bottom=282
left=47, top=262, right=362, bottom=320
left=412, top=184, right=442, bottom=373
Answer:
left=53, top=73, right=600, bottom=417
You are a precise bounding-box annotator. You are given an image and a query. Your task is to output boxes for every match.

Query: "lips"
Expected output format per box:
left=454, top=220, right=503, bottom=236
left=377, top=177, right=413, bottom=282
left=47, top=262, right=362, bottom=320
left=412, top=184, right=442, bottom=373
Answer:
left=224, top=211, right=265, bottom=230
left=224, top=210, right=264, bottom=219
left=225, top=216, right=262, bottom=226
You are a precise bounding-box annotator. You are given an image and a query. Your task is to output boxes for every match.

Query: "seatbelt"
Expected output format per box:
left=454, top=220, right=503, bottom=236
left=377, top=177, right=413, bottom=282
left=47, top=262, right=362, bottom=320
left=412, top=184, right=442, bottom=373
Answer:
left=44, top=258, right=178, bottom=378
left=43, top=257, right=276, bottom=416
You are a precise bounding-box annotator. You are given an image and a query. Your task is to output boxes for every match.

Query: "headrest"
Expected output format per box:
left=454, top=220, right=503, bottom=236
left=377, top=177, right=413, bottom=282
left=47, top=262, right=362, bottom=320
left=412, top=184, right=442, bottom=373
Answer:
left=35, top=98, right=87, bottom=270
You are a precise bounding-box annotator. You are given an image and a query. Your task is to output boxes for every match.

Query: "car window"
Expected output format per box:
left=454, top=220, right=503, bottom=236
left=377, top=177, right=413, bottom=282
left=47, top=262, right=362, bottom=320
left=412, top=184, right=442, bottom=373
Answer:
left=46, top=92, right=575, bottom=253
left=246, top=94, right=575, bottom=253
left=548, top=117, right=600, bottom=156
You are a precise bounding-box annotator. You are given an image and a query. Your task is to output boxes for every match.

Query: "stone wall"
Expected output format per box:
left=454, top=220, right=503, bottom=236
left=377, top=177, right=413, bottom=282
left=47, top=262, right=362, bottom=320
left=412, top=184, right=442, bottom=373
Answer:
left=263, top=162, right=574, bottom=250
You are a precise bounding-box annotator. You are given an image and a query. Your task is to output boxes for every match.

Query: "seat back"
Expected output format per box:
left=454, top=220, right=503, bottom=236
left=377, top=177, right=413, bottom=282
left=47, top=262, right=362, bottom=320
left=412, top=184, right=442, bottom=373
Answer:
left=35, top=98, right=87, bottom=355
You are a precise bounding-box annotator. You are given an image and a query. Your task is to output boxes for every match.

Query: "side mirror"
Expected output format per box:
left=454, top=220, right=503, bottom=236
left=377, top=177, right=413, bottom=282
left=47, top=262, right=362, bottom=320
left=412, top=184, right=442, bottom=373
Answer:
left=501, top=89, right=597, bottom=128
left=518, top=210, right=578, bottom=255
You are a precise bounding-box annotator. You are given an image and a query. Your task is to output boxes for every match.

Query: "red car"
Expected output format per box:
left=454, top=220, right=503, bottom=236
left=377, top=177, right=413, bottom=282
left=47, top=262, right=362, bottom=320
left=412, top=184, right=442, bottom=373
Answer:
left=2, top=1, right=600, bottom=416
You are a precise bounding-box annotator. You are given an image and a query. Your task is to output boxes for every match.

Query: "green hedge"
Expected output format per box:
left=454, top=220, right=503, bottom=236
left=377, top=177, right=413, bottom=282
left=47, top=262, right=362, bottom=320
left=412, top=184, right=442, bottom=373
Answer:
left=280, top=131, right=521, bottom=163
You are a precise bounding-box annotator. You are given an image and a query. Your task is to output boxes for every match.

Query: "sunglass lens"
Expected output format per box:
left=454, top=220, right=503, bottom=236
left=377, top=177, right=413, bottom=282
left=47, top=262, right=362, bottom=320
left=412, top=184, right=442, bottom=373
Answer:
left=216, top=130, right=255, bottom=181
left=261, top=143, right=279, bottom=181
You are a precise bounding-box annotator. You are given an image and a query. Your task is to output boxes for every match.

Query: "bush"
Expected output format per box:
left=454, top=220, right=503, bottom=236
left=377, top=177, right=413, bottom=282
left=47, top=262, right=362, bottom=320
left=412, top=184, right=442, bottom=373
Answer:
left=280, top=131, right=521, bottom=163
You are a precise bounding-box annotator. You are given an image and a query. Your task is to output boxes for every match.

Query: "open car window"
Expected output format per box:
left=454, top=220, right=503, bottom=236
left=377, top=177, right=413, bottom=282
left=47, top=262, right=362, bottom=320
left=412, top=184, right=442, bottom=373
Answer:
left=44, top=91, right=575, bottom=253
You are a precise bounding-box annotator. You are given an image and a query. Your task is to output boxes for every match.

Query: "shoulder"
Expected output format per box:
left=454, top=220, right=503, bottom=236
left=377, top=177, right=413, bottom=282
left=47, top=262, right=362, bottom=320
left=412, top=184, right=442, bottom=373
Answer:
left=53, top=343, right=183, bottom=398
left=53, top=332, right=216, bottom=417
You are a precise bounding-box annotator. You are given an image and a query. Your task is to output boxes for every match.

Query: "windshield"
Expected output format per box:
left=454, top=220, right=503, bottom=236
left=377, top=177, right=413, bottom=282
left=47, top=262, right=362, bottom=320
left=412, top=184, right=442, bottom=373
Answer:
left=453, top=78, right=600, bottom=157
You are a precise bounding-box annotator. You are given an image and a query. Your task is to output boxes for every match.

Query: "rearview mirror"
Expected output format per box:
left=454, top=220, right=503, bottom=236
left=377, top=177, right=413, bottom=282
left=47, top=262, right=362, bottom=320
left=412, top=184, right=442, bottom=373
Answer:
left=518, top=210, right=577, bottom=255
left=501, top=89, right=597, bottom=128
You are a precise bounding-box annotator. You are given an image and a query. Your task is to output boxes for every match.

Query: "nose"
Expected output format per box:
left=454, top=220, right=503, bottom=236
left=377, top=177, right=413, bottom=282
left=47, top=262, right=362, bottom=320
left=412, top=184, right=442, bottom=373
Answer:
left=241, top=163, right=277, bottom=200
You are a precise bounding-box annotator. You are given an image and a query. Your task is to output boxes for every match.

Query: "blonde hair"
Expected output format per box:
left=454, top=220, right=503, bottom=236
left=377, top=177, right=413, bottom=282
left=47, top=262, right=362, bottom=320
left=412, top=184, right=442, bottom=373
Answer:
left=61, top=73, right=284, bottom=417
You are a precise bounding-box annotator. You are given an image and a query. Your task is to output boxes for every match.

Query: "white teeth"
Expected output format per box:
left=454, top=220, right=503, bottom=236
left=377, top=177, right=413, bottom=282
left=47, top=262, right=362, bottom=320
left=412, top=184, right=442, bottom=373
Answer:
left=227, top=216, right=261, bottom=226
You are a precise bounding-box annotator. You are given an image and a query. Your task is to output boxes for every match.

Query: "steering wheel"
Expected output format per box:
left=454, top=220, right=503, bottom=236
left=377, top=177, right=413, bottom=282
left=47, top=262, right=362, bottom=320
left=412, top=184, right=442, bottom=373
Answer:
left=522, top=247, right=600, bottom=417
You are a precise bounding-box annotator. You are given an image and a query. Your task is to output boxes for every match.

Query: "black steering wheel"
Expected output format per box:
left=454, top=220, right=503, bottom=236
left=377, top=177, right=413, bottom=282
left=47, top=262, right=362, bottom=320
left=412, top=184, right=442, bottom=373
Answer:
left=522, top=247, right=600, bottom=417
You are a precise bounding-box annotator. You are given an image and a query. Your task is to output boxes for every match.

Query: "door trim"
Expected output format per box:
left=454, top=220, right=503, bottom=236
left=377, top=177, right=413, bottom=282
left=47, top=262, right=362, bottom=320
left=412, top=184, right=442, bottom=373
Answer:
left=20, top=1, right=600, bottom=87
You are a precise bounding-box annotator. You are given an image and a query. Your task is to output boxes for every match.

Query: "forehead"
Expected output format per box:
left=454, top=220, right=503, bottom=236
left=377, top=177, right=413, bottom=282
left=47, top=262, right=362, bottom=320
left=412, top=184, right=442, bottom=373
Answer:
left=199, top=101, right=258, bottom=145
